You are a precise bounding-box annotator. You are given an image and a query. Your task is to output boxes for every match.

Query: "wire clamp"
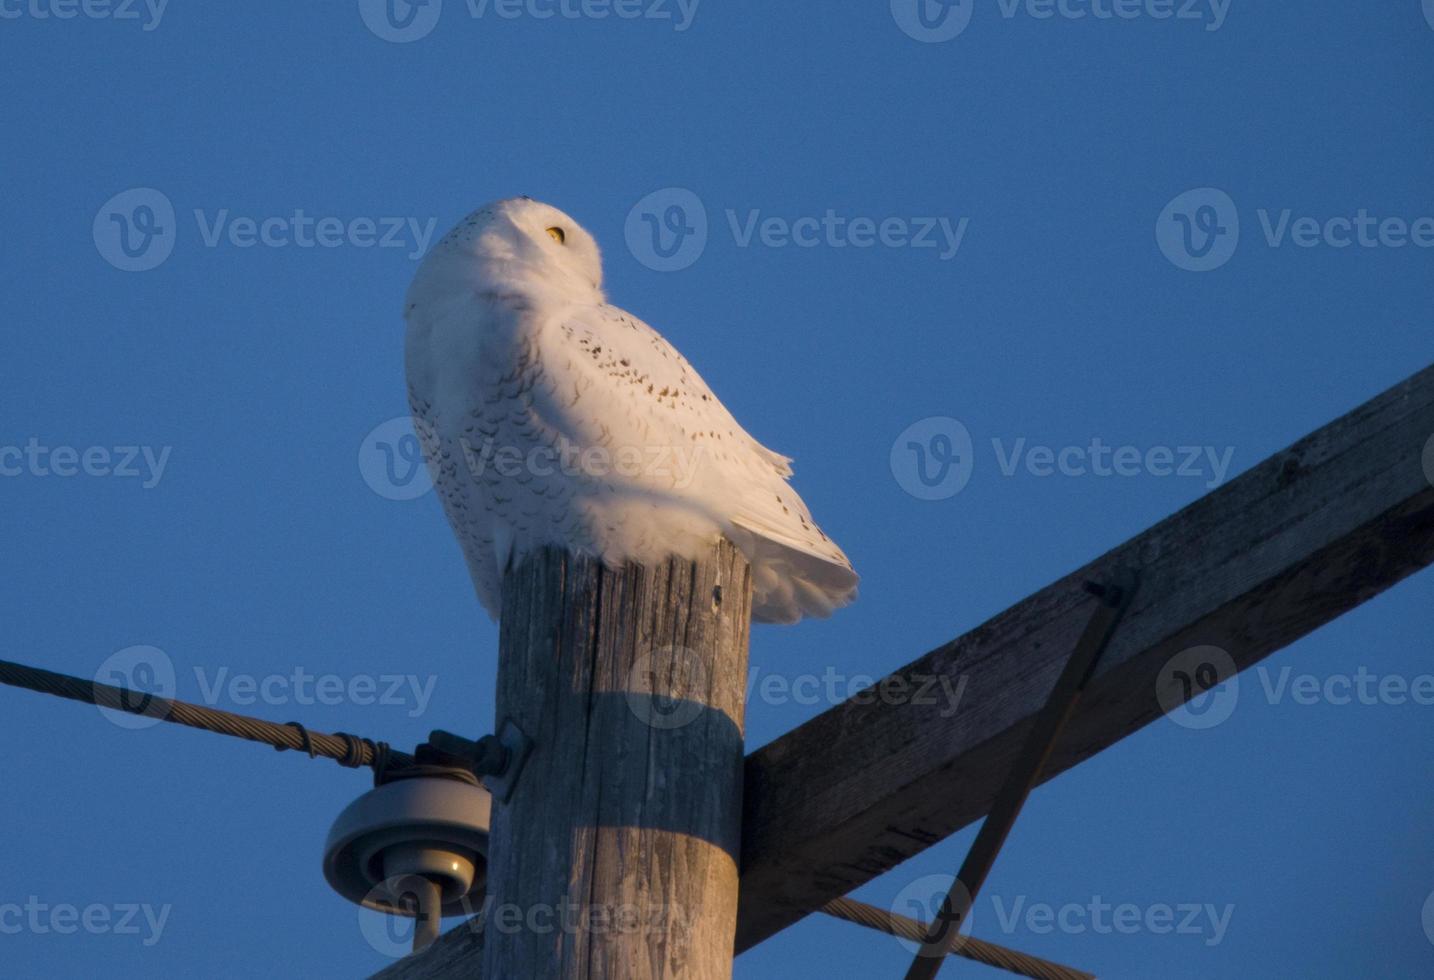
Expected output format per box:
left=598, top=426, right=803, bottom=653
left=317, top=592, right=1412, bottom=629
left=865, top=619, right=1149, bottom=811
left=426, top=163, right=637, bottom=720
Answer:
left=427, top=717, right=533, bottom=803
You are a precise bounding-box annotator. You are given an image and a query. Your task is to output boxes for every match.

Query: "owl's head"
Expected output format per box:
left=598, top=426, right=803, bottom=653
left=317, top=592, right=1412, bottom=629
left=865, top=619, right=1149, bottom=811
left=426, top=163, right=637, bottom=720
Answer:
left=409, top=197, right=605, bottom=311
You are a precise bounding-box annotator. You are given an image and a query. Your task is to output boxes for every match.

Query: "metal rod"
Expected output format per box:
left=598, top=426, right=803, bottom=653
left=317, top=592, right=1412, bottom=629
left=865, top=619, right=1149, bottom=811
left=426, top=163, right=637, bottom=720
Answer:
left=390, top=875, right=444, bottom=954
left=904, top=568, right=1137, bottom=980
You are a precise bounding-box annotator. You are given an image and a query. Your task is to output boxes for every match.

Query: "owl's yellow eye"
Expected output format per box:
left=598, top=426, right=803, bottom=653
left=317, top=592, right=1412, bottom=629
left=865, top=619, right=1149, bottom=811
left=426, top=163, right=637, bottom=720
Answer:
left=546, top=226, right=566, bottom=245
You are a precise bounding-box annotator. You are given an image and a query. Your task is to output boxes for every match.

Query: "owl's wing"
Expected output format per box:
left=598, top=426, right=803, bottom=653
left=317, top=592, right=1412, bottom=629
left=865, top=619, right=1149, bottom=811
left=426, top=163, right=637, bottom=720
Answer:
left=523, top=302, right=857, bottom=623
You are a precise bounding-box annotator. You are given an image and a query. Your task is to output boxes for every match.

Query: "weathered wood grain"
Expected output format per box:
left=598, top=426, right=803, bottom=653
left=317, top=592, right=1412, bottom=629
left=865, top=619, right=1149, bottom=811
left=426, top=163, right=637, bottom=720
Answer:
left=372, top=920, right=484, bottom=980
left=476, top=539, right=752, bottom=978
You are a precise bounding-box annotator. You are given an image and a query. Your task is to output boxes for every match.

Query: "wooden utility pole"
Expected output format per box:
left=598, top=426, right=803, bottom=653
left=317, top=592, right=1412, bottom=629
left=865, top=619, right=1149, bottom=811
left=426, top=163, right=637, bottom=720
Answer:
left=479, top=539, right=752, bottom=979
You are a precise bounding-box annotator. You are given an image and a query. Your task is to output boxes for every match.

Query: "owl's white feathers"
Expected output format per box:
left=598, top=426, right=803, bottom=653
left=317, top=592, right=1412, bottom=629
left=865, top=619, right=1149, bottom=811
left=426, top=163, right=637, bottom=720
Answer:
left=404, top=198, right=857, bottom=624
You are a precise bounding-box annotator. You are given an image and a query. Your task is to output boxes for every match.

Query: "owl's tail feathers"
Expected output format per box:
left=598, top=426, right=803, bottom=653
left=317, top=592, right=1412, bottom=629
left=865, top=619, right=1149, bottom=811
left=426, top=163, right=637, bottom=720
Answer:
left=728, top=523, right=859, bottom=625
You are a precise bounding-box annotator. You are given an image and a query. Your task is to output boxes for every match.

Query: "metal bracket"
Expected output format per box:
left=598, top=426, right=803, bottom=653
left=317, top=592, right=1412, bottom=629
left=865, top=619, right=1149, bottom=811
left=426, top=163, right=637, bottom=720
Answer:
left=903, top=567, right=1139, bottom=980
left=428, top=717, right=533, bottom=804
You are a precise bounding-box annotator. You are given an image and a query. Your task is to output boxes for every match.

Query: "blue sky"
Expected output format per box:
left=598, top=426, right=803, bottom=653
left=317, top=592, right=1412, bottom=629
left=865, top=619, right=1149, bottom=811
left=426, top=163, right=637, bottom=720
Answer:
left=3, top=2, right=1433, bottom=977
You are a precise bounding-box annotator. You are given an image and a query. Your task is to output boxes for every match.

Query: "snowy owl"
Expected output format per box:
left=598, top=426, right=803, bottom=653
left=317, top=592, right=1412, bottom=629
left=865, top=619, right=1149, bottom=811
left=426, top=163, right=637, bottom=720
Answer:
left=404, top=197, right=857, bottom=624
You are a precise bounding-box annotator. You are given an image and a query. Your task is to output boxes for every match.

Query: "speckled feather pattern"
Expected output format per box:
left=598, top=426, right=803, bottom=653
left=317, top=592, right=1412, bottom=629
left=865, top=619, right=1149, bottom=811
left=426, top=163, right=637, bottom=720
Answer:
left=404, top=198, right=857, bottom=624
